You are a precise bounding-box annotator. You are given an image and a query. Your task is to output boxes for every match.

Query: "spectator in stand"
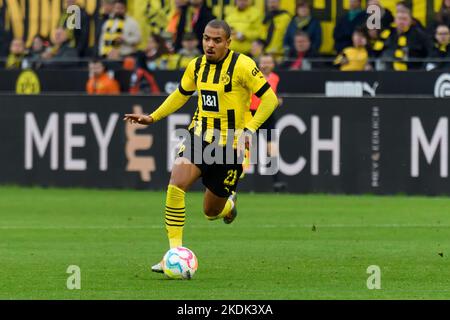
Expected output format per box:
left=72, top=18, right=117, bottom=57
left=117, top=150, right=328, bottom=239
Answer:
left=364, top=0, right=393, bottom=30
left=41, top=27, right=78, bottom=67
left=280, top=31, right=315, bottom=70
left=175, top=0, right=215, bottom=52
left=5, top=39, right=25, bottom=69
left=99, top=0, right=142, bottom=60
left=334, top=28, right=370, bottom=71
left=25, top=35, right=49, bottom=69
left=173, top=32, right=201, bottom=70
left=333, top=0, right=366, bottom=53
left=129, top=59, right=161, bottom=95
left=378, top=7, right=431, bottom=71
left=396, top=1, right=425, bottom=31
left=95, top=0, right=115, bottom=56
left=225, top=0, right=262, bottom=56
left=59, top=0, right=90, bottom=57
left=426, top=24, right=450, bottom=71
left=261, top=0, right=291, bottom=61
left=284, top=1, right=322, bottom=55
left=166, top=0, right=189, bottom=48
left=86, top=59, right=121, bottom=94
left=249, top=39, right=265, bottom=61
left=247, top=53, right=286, bottom=192
left=366, top=28, right=381, bottom=57
left=135, top=34, right=173, bottom=71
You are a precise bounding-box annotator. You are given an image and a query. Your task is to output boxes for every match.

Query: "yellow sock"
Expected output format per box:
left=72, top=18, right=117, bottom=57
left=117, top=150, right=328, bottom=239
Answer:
left=165, top=184, right=186, bottom=248
left=205, top=198, right=234, bottom=221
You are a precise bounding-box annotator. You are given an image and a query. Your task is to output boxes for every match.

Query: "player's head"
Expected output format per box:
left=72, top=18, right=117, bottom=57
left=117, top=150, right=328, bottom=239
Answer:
left=258, top=53, right=275, bottom=76
left=203, top=19, right=231, bottom=63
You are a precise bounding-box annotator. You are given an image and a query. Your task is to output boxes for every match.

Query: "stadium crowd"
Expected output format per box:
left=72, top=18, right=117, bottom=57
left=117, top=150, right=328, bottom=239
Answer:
left=2, top=0, right=450, bottom=92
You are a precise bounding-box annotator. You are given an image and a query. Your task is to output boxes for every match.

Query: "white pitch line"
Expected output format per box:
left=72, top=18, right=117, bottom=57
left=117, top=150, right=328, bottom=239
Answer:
left=0, top=224, right=450, bottom=230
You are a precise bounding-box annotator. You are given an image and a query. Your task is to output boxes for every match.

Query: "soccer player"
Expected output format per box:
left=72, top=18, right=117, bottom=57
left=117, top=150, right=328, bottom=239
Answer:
left=123, top=19, right=278, bottom=273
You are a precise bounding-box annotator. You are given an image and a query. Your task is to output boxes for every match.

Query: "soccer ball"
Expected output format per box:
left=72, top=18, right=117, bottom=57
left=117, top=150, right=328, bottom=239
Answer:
left=162, top=247, right=198, bottom=280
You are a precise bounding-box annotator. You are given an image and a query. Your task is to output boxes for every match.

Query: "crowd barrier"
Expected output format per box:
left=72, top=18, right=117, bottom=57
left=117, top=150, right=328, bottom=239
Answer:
left=2, top=69, right=450, bottom=97
left=1, top=94, right=449, bottom=195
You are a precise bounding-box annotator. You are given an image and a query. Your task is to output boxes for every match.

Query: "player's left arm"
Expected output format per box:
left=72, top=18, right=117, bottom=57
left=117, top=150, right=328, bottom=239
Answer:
left=124, top=58, right=197, bottom=125
left=242, top=59, right=279, bottom=133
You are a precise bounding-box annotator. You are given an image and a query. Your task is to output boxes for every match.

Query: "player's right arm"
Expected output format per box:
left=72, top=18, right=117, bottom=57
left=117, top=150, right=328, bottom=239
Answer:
left=124, top=58, right=197, bottom=125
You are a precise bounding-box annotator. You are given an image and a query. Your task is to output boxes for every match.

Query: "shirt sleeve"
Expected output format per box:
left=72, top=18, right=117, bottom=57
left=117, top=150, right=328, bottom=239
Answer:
left=240, top=57, right=278, bottom=132
left=241, top=57, right=271, bottom=98
left=178, top=57, right=198, bottom=95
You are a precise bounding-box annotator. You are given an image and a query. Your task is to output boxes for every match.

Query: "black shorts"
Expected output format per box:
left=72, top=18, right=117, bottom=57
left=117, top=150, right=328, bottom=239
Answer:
left=251, top=109, right=276, bottom=142
left=177, top=131, right=243, bottom=198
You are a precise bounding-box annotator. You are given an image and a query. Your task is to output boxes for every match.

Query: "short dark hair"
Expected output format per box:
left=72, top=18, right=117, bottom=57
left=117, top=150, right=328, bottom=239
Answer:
left=90, top=58, right=104, bottom=65
left=353, top=26, right=368, bottom=38
left=260, top=52, right=275, bottom=61
left=183, top=32, right=197, bottom=41
left=205, top=19, right=231, bottom=39
left=294, top=30, right=310, bottom=39
left=396, top=1, right=412, bottom=12
left=296, top=0, right=310, bottom=9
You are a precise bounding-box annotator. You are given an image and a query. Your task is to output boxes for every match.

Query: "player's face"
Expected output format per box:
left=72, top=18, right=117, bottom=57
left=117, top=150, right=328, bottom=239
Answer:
left=203, top=26, right=231, bottom=63
left=259, top=56, right=275, bottom=75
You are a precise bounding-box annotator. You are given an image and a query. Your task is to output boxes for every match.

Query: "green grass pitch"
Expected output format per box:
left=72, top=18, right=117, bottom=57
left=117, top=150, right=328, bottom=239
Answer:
left=1, top=186, right=450, bottom=299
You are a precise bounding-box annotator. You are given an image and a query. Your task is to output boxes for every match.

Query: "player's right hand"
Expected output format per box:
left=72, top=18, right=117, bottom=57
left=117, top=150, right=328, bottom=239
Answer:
left=123, top=114, right=154, bottom=125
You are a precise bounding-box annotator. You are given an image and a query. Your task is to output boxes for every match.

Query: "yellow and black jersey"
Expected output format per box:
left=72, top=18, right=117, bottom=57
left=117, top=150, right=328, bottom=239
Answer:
left=150, top=49, right=278, bottom=147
